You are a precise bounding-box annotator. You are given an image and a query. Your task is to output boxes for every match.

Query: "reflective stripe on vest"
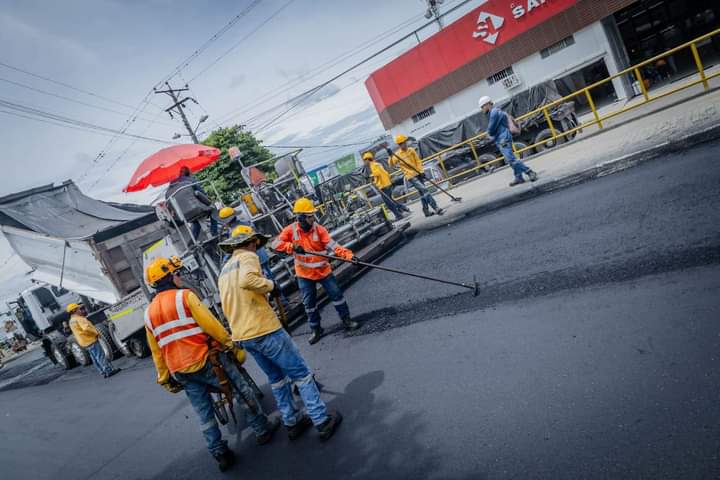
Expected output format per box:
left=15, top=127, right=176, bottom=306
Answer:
left=146, top=290, right=205, bottom=348
left=290, top=223, right=328, bottom=269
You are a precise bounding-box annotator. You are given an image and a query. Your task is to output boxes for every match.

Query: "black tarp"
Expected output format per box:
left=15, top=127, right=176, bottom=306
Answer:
left=0, top=181, right=154, bottom=240
left=417, top=81, right=567, bottom=158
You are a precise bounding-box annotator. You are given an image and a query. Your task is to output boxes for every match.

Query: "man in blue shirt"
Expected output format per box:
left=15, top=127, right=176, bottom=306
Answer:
left=479, top=96, right=538, bottom=187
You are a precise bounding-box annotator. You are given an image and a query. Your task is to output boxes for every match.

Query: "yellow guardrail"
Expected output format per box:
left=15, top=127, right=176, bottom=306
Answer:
left=346, top=26, right=720, bottom=206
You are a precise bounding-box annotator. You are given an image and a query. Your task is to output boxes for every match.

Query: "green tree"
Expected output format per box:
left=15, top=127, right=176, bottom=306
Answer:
left=195, top=125, right=273, bottom=204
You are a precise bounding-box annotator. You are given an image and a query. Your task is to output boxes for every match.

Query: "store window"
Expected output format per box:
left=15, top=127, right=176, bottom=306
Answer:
left=487, top=66, right=514, bottom=85
left=411, top=106, right=436, bottom=123
left=540, top=35, right=576, bottom=58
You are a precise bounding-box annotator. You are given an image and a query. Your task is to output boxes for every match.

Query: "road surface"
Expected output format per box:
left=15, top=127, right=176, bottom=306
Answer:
left=0, top=140, right=718, bottom=479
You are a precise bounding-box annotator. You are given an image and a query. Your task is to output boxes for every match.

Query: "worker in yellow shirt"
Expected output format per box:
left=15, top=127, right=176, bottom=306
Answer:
left=387, top=134, right=444, bottom=217
left=67, top=303, right=119, bottom=378
left=218, top=225, right=343, bottom=443
left=144, top=256, right=279, bottom=472
left=363, top=151, right=410, bottom=221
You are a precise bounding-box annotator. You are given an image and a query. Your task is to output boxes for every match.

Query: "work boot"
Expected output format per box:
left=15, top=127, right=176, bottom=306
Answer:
left=105, top=368, right=121, bottom=378
left=317, top=410, right=343, bottom=442
left=435, top=208, right=445, bottom=216
left=308, top=327, right=324, bottom=345
left=423, top=209, right=434, bottom=218
left=256, top=416, right=282, bottom=446
left=509, top=177, right=525, bottom=187
left=213, top=449, right=236, bottom=472
left=287, top=415, right=313, bottom=441
left=341, top=317, right=359, bottom=331
left=527, top=170, right=538, bottom=182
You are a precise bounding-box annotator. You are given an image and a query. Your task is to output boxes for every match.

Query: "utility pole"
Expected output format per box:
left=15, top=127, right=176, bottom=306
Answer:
left=154, top=82, right=204, bottom=143
left=425, top=0, right=444, bottom=32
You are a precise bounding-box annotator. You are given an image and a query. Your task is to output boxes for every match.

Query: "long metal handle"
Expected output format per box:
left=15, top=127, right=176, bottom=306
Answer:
left=312, top=251, right=479, bottom=296
left=388, top=150, right=462, bottom=202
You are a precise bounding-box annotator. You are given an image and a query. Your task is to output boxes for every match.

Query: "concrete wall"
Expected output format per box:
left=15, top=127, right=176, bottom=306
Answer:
left=393, top=21, right=628, bottom=140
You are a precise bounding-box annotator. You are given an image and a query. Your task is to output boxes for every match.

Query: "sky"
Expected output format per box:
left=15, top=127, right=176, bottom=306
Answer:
left=0, top=0, right=479, bottom=300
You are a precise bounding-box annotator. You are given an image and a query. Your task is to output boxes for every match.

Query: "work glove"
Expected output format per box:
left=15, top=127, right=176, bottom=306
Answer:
left=161, top=378, right=183, bottom=394
left=292, top=244, right=306, bottom=254
left=385, top=147, right=394, bottom=157
left=270, top=281, right=281, bottom=297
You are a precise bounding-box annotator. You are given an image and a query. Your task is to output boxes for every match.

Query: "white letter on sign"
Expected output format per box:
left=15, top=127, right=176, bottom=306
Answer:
left=512, top=5, right=525, bottom=19
left=527, top=0, right=541, bottom=12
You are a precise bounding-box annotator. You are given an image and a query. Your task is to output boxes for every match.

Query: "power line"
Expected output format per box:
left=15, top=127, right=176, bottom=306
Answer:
left=0, top=60, right=165, bottom=112
left=0, top=98, right=174, bottom=144
left=188, top=0, right=296, bottom=83
left=155, top=0, right=265, bottom=89
left=0, top=76, right=176, bottom=127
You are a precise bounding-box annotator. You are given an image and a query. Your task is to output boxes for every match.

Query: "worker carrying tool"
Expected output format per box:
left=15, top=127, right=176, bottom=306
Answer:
left=218, top=225, right=343, bottom=442
left=388, top=135, right=445, bottom=217
left=144, top=256, right=280, bottom=473
left=67, top=303, right=120, bottom=379
left=271, top=197, right=360, bottom=345
left=362, top=151, right=410, bottom=221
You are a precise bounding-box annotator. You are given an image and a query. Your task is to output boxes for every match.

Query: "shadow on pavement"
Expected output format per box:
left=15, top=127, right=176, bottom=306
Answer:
left=149, top=370, right=481, bottom=480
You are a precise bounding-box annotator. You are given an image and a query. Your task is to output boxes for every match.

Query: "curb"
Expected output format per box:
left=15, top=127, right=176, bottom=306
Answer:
left=409, top=122, right=720, bottom=234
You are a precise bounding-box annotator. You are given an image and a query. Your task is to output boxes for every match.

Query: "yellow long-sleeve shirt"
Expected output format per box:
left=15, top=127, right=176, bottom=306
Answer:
left=389, top=147, right=424, bottom=179
left=218, top=249, right=282, bottom=342
left=68, top=314, right=99, bottom=347
left=146, top=290, right=232, bottom=384
left=368, top=161, right=392, bottom=189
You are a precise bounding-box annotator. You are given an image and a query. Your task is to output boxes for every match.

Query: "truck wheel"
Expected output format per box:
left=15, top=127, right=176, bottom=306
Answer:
left=67, top=336, right=91, bottom=367
left=95, top=323, right=117, bottom=361
left=109, top=323, right=132, bottom=357
left=51, top=342, right=76, bottom=370
left=127, top=336, right=151, bottom=358
left=534, top=129, right=563, bottom=153
left=478, top=154, right=499, bottom=173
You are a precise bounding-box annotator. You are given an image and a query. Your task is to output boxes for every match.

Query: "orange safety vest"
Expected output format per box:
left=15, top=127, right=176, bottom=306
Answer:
left=144, top=289, right=209, bottom=374
left=273, top=222, right=346, bottom=280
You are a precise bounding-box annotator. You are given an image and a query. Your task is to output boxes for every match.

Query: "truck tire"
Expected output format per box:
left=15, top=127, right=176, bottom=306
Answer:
left=478, top=154, right=499, bottom=173
left=534, top=129, right=563, bottom=153
left=94, top=323, right=117, bottom=361
left=51, top=341, right=76, bottom=370
left=108, top=323, right=132, bottom=357
left=67, top=336, right=91, bottom=367
left=127, top=335, right=151, bottom=358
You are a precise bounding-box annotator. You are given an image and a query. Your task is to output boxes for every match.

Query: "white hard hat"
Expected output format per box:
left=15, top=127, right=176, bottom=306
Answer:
left=478, top=96, right=493, bottom=108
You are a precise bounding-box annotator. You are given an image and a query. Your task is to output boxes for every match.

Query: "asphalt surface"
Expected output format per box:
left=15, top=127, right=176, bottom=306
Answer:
left=0, top=140, right=719, bottom=479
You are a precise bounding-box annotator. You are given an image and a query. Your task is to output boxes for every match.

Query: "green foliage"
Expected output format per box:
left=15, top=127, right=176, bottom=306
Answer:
left=195, top=125, right=273, bottom=204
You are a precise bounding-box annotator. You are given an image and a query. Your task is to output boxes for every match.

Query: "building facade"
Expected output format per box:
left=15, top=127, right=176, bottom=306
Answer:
left=365, top=0, right=720, bottom=139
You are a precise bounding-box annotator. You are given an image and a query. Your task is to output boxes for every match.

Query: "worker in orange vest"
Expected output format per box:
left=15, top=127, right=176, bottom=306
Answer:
left=271, top=198, right=359, bottom=344
left=144, top=256, right=279, bottom=472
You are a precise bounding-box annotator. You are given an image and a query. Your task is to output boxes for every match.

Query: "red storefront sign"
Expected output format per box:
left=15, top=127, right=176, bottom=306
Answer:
left=366, top=0, right=578, bottom=114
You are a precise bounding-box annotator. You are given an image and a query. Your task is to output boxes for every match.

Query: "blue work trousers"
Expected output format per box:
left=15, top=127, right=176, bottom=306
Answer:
left=86, top=341, right=114, bottom=377
left=297, top=273, right=350, bottom=330
left=380, top=187, right=408, bottom=219
left=407, top=176, right=438, bottom=213
left=497, top=140, right=530, bottom=181
left=239, top=329, right=328, bottom=427
left=173, top=352, right=271, bottom=455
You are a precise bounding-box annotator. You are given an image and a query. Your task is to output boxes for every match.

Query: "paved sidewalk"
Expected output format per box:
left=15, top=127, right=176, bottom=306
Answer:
left=404, top=72, right=720, bottom=233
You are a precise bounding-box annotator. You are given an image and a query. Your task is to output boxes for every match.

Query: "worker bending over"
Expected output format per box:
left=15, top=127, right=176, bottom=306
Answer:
left=144, top=256, right=279, bottom=472
left=272, top=198, right=359, bottom=345
left=218, top=226, right=343, bottom=441
left=67, top=303, right=120, bottom=378
left=388, top=135, right=444, bottom=218
left=363, top=151, right=410, bottom=221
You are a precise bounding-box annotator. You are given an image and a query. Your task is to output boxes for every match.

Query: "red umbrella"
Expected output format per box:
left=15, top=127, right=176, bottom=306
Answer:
left=123, top=144, right=221, bottom=192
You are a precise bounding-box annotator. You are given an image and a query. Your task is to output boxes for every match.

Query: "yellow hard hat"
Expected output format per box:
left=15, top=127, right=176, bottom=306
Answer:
left=395, top=134, right=408, bottom=144
left=66, top=303, right=81, bottom=314
left=231, top=224, right=254, bottom=237
left=293, top=197, right=317, bottom=214
left=145, top=256, right=183, bottom=286
left=218, top=207, right=235, bottom=219
left=362, top=152, right=374, bottom=161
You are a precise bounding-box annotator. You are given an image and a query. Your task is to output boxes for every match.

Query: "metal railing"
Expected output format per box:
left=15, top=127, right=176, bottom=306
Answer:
left=348, top=27, right=720, bottom=206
